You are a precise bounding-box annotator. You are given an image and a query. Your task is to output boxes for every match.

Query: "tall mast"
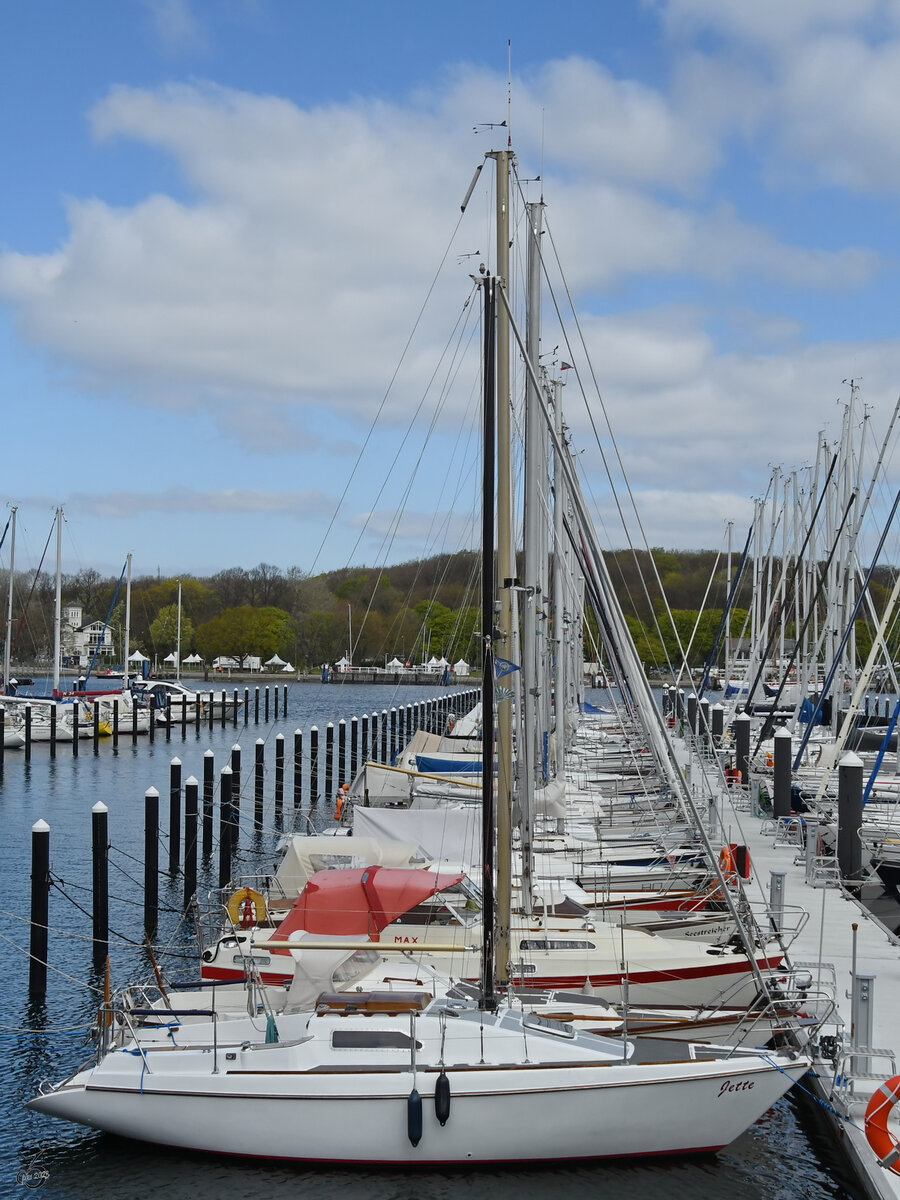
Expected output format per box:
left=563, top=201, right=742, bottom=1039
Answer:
left=520, top=198, right=545, bottom=915
left=479, top=274, right=498, bottom=1011
left=3, top=505, right=16, bottom=692
left=488, top=147, right=513, bottom=987
left=552, top=380, right=567, bottom=781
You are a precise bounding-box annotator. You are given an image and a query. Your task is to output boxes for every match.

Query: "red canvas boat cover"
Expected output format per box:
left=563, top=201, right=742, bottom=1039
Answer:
left=271, top=866, right=466, bottom=941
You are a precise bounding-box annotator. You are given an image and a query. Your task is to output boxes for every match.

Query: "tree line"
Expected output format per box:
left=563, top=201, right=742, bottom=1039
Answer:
left=2, top=547, right=895, bottom=673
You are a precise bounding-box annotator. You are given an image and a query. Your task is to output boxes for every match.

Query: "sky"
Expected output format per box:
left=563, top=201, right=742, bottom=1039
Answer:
left=2, top=0, right=900, bottom=581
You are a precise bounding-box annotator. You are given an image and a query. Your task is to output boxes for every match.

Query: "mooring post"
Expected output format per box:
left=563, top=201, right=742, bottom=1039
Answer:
left=293, top=728, right=303, bottom=809
left=183, top=776, right=198, bottom=909
left=220, top=689, right=226, bottom=729
left=838, top=750, right=864, bottom=883
left=168, top=757, right=182, bottom=874
left=264, top=686, right=270, bottom=722
left=230, top=744, right=242, bottom=823
left=254, top=687, right=260, bottom=725
left=325, top=722, right=335, bottom=806
left=338, top=719, right=346, bottom=785
left=143, top=788, right=159, bottom=935
left=244, top=687, right=250, bottom=726
left=772, top=727, right=793, bottom=820
left=195, top=695, right=201, bottom=735
left=254, top=738, right=265, bottom=830
left=274, top=733, right=284, bottom=820
left=180, top=696, right=187, bottom=738
left=218, top=767, right=233, bottom=889
left=233, top=688, right=239, bottom=727
left=381, top=709, right=388, bottom=762
left=72, top=703, right=79, bottom=757
left=91, top=801, right=109, bottom=963
left=711, top=703, right=724, bottom=749
left=29, top=819, right=51, bottom=999
left=309, top=725, right=319, bottom=805
left=350, top=715, right=359, bottom=778
left=202, top=749, right=215, bottom=858
left=282, top=684, right=288, bottom=715
left=274, top=685, right=280, bottom=719
left=0, top=705, right=5, bottom=775
left=165, top=698, right=172, bottom=742
left=390, top=707, right=397, bottom=761
left=361, top=712, right=369, bottom=763
left=734, top=711, right=751, bottom=787
left=112, top=697, right=119, bottom=747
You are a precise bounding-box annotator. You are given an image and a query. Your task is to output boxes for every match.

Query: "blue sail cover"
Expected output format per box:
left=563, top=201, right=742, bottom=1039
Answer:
left=415, top=755, right=484, bottom=774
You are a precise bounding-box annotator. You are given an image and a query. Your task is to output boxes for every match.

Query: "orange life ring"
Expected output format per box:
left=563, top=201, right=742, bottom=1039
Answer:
left=864, top=1075, right=900, bottom=1173
left=226, top=886, right=267, bottom=928
left=718, top=845, right=737, bottom=880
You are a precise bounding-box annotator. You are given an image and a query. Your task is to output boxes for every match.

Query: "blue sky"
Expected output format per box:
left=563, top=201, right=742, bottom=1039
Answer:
left=2, top=0, right=899, bottom=580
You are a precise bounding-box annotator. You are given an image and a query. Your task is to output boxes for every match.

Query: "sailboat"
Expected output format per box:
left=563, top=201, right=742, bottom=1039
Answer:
left=28, top=183, right=810, bottom=1157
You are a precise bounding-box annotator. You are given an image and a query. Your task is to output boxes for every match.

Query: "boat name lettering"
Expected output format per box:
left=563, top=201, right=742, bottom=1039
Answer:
left=717, top=1079, right=755, bottom=1098
left=393, top=936, right=419, bottom=943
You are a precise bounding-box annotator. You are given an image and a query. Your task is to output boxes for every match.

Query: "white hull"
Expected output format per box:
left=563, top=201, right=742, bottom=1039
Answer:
left=30, top=1006, right=808, bottom=1163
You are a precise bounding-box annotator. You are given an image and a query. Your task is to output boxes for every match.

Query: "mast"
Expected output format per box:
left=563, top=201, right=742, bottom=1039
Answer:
left=52, top=507, right=63, bottom=698
left=3, top=505, right=16, bottom=693
left=488, top=147, right=513, bottom=987
left=175, top=580, right=182, bottom=682
left=123, top=553, right=132, bottom=686
left=552, top=379, right=567, bottom=781
left=479, top=274, right=498, bottom=1011
left=519, top=197, right=545, bottom=916
left=724, top=520, right=732, bottom=681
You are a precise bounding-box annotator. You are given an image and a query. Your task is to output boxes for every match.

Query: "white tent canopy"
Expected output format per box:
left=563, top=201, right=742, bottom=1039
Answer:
left=386, top=657, right=404, bottom=669
left=128, top=650, right=149, bottom=662
left=163, top=652, right=177, bottom=664
left=265, top=653, right=286, bottom=666
left=281, top=662, right=295, bottom=673
left=453, top=659, right=470, bottom=675
left=182, top=653, right=203, bottom=664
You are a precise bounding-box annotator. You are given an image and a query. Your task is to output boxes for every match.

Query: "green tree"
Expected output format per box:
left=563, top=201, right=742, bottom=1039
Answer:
left=150, top=604, right=195, bottom=658
left=196, top=606, right=293, bottom=667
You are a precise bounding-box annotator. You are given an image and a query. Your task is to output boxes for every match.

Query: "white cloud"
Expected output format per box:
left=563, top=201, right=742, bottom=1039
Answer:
left=72, top=486, right=332, bottom=518
left=658, top=0, right=882, bottom=49
left=141, top=0, right=208, bottom=54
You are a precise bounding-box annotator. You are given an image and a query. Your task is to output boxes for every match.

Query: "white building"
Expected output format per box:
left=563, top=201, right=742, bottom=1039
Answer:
left=61, top=603, right=114, bottom=667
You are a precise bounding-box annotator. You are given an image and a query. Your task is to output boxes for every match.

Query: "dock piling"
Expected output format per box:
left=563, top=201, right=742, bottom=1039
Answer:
left=29, top=819, right=51, bottom=999
left=91, top=801, right=109, bottom=962
left=143, top=789, right=159, bottom=935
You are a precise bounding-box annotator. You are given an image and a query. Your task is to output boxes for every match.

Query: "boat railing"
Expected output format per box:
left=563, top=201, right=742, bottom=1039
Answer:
left=744, top=900, right=810, bottom=950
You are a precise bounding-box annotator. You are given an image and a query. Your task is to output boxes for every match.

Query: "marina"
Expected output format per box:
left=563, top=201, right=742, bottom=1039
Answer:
left=0, top=682, right=861, bottom=1198
left=4, top=13, right=900, bottom=1195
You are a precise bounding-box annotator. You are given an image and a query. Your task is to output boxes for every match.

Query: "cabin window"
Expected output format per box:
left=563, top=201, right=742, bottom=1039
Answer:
left=519, top=939, right=596, bottom=951
left=331, top=1031, right=422, bottom=1050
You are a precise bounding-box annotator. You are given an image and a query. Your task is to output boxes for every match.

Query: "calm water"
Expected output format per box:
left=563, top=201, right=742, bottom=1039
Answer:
left=0, top=683, right=858, bottom=1199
